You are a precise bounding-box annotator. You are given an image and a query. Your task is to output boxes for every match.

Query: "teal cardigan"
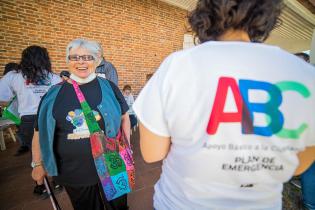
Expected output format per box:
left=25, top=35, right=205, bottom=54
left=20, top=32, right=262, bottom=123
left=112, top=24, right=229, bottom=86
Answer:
left=38, top=78, right=121, bottom=176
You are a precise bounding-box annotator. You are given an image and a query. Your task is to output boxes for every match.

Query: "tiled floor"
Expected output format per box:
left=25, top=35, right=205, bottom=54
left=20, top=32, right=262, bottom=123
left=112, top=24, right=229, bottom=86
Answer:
left=0, top=128, right=162, bottom=210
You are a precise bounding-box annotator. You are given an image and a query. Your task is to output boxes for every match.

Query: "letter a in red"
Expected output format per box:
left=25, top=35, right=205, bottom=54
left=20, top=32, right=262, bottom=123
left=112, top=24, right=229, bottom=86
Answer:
left=207, top=77, right=243, bottom=134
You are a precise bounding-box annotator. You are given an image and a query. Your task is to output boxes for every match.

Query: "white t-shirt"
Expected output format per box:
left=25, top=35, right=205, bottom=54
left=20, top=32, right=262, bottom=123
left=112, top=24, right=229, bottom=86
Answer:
left=0, top=71, right=61, bottom=116
left=124, top=94, right=135, bottom=115
left=133, top=41, right=315, bottom=210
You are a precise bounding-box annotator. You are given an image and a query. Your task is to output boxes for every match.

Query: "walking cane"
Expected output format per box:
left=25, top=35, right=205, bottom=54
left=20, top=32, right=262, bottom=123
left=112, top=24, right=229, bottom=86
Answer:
left=44, top=177, right=62, bottom=210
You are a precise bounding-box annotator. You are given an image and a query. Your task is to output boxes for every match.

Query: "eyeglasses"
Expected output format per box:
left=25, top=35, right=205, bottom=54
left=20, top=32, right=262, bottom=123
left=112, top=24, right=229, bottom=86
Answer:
left=68, top=55, right=95, bottom=61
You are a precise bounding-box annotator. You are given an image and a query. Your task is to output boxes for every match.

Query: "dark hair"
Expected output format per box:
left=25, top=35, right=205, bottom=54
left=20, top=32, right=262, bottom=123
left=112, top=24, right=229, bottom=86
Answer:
left=18, top=45, right=52, bottom=84
left=60, top=70, right=70, bottom=78
left=123, top=85, right=132, bottom=91
left=188, top=0, right=283, bottom=43
left=294, top=52, right=310, bottom=62
left=3, top=62, right=19, bottom=76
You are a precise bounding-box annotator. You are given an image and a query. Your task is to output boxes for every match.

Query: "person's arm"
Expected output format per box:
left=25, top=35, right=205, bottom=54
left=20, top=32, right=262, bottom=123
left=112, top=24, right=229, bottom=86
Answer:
left=139, top=122, right=171, bottom=163
left=31, top=95, right=47, bottom=183
left=31, top=130, right=46, bottom=182
left=107, top=80, right=130, bottom=144
left=0, top=73, right=15, bottom=103
left=294, top=146, right=315, bottom=175
left=133, top=54, right=174, bottom=163
left=121, top=112, right=131, bottom=145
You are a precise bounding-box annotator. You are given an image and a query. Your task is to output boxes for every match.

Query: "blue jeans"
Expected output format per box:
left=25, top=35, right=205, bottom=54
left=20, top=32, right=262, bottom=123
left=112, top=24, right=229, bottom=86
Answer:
left=301, top=161, right=315, bottom=210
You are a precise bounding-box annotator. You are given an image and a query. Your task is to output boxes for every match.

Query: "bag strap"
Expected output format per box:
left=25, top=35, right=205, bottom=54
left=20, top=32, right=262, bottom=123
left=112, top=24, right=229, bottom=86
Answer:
left=5, top=96, right=17, bottom=107
left=72, top=80, right=101, bottom=134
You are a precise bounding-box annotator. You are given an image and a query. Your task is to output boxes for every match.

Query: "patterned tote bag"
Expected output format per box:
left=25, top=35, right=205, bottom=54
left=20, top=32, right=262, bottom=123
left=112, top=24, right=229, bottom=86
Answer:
left=72, top=80, right=135, bottom=201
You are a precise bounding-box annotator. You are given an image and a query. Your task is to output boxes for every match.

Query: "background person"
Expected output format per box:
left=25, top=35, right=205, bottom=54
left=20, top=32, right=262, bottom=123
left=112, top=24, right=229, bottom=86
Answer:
left=0, top=46, right=61, bottom=157
left=1, top=62, right=22, bottom=154
left=123, top=85, right=137, bottom=129
left=133, top=0, right=315, bottom=209
left=94, top=42, right=119, bottom=85
left=0, top=63, right=20, bottom=108
left=0, top=46, right=61, bottom=197
left=31, top=38, right=130, bottom=210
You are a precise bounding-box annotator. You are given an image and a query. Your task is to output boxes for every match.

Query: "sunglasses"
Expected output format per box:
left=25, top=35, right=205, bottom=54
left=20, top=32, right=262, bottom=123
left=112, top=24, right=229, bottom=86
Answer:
left=68, top=55, right=95, bottom=61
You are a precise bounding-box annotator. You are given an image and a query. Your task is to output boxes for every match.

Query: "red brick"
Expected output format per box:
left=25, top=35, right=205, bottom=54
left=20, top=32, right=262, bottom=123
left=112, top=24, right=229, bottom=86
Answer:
left=0, top=0, right=186, bottom=94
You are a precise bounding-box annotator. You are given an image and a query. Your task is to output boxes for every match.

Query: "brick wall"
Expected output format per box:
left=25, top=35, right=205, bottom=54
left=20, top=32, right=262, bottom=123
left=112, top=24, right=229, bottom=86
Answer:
left=0, top=0, right=187, bottom=94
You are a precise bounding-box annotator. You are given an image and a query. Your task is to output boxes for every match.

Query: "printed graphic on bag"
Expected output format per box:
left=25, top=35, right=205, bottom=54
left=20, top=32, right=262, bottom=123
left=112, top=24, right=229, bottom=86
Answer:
left=101, top=176, right=117, bottom=200
left=95, top=156, right=109, bottom=179
left=104, top=153, right=126, bottom=175
left=120, top=149, right=134, bottom=170
left=106, top=137, right=117, bottom=151
left=90, top=133, right=104, bottom=158
left=111, top=172, right=131, bottom=197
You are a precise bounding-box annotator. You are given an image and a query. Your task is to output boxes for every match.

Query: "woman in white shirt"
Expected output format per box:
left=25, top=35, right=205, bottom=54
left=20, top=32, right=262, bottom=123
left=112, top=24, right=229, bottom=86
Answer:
left=0, top=46, right=61, bottom=155
left=133, top=0, right=315, bottom=209
left=0, top=46, right=61, bottom=196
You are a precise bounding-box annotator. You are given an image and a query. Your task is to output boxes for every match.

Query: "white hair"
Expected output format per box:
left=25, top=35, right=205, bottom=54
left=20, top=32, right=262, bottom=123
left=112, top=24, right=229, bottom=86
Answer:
left=66, top=38, right=100, bottom=63
left=93, top=41, right=104, bottom=57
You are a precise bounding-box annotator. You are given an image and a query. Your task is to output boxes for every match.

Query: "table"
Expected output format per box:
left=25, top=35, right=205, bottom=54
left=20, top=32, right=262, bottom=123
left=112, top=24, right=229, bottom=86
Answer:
left=0, top=118, right=16, bottom=150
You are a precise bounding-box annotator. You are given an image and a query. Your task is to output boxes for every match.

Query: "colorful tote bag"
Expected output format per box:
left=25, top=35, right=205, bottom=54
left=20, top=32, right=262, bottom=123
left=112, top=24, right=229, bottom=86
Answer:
left=72, top=80, right=135, bottom=201
left=2, top=97, right=21, bottom=125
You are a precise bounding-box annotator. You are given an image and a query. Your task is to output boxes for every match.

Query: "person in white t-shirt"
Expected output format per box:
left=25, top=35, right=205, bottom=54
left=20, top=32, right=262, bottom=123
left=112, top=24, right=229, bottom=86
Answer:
left=133, top=0, right=315, bottom=209
left=0, top=45, right=61, bottom=196
left=0, top=46, right=61, bottom=155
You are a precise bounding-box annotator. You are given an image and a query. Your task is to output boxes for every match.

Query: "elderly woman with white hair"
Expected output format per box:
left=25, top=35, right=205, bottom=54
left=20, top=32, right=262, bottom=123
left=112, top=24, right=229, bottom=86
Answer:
left=31, top=38, right=131, bottom=210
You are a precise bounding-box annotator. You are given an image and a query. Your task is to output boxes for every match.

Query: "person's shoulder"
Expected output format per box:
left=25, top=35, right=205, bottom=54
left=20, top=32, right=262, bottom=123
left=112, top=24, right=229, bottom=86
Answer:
left=103, top=60, right=116, bottom=69
left=97, top=76, right=108, bottom=83
left=48, top=72, right=61, bottom=79
left=274, top=48, right=314, bottom=71
left=96, top=76, right=114, bottom=87
left=97, top=78, right=121, bottom=96
left=161, top=47, right=198, bottom=65
left=2, top=70, right=20, bottom=79
left=1, top=71, right=23, bottom=86
left=302, top=62, right=315, bottom=79
left=38, top=83, right=61, bottom=105
left=106, top=79, right=117, bottom=88
left=41, top=81, right=64, bottom=101
left=48, top=81, right=65, bottom=91
left=49, top=72, right=60, bottom=78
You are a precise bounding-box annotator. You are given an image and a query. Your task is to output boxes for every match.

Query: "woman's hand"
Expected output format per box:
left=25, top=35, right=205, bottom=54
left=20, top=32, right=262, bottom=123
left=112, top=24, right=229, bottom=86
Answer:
left=31, top=130, right=46, bottom=182
left=32, top=165, right=46, bottom=182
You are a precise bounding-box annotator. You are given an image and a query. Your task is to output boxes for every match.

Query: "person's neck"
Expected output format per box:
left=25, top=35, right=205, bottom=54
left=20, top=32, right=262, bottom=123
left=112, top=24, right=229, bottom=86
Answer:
left=218, top=29, right=251, bottom=42
left=69, top=73, right=96, bottom=84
